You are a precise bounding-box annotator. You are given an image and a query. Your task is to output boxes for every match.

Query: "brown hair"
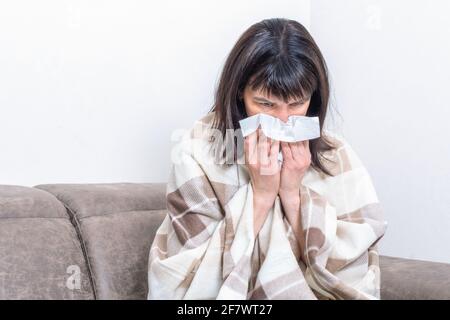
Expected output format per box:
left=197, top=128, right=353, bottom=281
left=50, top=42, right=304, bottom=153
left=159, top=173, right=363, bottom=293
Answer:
left=210, top=18, right=336, bottom=176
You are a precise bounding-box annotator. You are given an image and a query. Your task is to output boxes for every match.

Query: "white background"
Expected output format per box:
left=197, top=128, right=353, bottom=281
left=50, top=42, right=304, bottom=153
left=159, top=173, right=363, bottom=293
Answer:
left=0, top=0, right=310, bottom=185
left=1, top=0, right=449, bottom=263
left=310, top=0, right=450, bottom=264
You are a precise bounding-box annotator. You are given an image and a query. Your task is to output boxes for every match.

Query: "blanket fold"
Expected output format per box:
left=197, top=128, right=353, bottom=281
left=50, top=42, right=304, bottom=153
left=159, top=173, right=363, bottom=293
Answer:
left=147, top=112, right=387, bottom=300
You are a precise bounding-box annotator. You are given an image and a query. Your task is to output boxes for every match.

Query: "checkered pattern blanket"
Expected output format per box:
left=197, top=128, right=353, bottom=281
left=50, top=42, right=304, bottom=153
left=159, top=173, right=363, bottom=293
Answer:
left=147, top=112, right=387, bottom=300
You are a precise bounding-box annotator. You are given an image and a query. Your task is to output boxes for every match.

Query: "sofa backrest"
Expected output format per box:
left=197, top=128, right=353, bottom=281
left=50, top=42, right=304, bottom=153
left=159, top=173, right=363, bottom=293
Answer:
left=0, top=185, right=94, bottom=299
left=0, top=182, right=167, bottom=300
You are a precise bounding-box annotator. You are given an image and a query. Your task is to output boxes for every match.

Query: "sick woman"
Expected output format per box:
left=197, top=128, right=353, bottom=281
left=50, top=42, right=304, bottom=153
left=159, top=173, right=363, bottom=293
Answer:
left=147, top=18, right=387, bottom=300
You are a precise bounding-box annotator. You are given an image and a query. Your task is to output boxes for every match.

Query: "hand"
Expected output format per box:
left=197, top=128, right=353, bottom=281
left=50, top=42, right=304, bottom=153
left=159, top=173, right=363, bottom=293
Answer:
left=244, top=128, right=281, bottom=205
left=279, top=140, right=311, bottom=198
left=278, top=140, right=311, bottom=256
left=244, top=128, right=281, bottom=236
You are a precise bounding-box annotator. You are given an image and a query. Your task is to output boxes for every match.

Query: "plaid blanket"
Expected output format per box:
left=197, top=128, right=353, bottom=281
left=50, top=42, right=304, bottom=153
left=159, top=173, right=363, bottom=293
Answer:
left=147, top=112, right=387, bottom=300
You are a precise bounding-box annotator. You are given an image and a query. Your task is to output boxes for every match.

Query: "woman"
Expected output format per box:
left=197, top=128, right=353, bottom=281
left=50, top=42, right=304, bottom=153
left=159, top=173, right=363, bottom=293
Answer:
left=147, top=18, right=387, bottom=300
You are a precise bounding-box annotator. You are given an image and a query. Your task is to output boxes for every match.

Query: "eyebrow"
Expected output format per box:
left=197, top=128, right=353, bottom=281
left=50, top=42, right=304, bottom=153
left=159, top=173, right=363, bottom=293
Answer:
left=253, top=96, right=306, bottom=105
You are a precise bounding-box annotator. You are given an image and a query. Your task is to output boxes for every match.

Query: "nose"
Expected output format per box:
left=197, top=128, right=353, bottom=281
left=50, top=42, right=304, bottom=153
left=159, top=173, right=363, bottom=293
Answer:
left=274, top=108, right=290, bottom=123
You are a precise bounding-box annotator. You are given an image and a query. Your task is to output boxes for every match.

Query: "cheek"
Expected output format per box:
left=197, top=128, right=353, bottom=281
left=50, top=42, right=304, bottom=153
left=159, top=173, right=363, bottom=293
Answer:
left=289, top=110, right=306, bottom=117
left=304, top=101, right=311, bottom=115
left=294, top=102, right=310, bottom=116
left=288, top=107, right=308, bottom=117
left=244, top=102, right=260, bottom=116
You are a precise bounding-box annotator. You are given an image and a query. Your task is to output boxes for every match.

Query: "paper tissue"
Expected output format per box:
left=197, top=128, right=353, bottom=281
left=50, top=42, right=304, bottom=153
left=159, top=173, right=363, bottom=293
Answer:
left=238, top=113, right=320, bottom=162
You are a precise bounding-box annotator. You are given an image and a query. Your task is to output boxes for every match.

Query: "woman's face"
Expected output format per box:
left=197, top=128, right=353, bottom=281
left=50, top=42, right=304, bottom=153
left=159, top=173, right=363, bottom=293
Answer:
left=243, top=84, right=311, bottom=122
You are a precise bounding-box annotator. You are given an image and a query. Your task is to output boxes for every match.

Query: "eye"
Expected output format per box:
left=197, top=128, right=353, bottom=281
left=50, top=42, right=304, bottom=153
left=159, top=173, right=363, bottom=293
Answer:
left=289, top=101, right=305, bottom=108
left=258, top=102, right=273, bottom=107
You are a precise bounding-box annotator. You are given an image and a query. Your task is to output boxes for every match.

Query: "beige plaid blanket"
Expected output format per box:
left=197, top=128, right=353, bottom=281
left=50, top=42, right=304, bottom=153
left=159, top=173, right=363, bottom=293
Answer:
left=147, top=112, right=387, bottom=300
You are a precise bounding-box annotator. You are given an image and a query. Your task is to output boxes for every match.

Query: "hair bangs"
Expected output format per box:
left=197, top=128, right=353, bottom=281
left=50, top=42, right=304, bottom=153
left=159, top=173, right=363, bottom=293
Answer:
left=247, top=58, right=318, bottom=103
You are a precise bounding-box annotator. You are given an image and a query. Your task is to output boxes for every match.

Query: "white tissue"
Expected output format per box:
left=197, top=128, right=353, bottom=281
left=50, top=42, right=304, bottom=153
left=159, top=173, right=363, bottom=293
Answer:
left=238, top=113, right=320, bottom=142
left=239, top=113, right=320, bottom=163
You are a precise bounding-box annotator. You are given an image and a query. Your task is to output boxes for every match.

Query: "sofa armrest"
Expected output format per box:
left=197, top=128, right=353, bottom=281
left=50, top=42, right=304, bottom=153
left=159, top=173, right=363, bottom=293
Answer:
left=380, top=255, right=450, bottom=299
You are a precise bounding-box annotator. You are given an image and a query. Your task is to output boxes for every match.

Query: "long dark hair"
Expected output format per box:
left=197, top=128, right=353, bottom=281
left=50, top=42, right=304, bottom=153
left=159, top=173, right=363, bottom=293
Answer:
left=210, top=18, right=336, bottom=177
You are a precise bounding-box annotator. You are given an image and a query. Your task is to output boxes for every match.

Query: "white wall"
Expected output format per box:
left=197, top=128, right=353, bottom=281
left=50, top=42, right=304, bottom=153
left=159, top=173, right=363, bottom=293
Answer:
left=2, top=1, right=449, bottom=264
left=0, top=0, right=310, bottom=186
left=310, top=0, right=450, bottom=263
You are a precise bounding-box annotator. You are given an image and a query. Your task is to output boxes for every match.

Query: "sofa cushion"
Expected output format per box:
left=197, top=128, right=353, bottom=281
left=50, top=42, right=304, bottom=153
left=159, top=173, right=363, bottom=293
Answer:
left=35, top=183, right=167, bottom=300
left=380, top=255, right=450, bottom=299
left=80, top=210, right=167, bottom=299
left=0, top=185, right=94, bottom=299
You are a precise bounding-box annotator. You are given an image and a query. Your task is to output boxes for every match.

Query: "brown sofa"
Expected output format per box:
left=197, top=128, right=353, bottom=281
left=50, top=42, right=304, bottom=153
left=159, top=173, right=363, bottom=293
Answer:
left=0, top=182, right=449, bottom=300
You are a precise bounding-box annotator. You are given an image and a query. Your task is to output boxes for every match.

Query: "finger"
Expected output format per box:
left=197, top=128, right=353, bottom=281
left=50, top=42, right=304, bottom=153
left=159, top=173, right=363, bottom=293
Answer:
left=257, top=129, right=270, bottom=165
left=269, top=139, right=280, bottom=163
left=280, top=141, right=293, bottom=161
left=289, top=141, right=300, bottom=161
left=292, top=141, right=308, bottom=162
left=304, top=140, right=312, bottom=162
left=266, top=135, right=273, bottom=158
left=301, top=140, right=311, bottom=160
left=245, top=131, right=258, bottom=165
left=303, top=139, right=310, bottom=152
left=259, top=139, right=279, bottom=175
